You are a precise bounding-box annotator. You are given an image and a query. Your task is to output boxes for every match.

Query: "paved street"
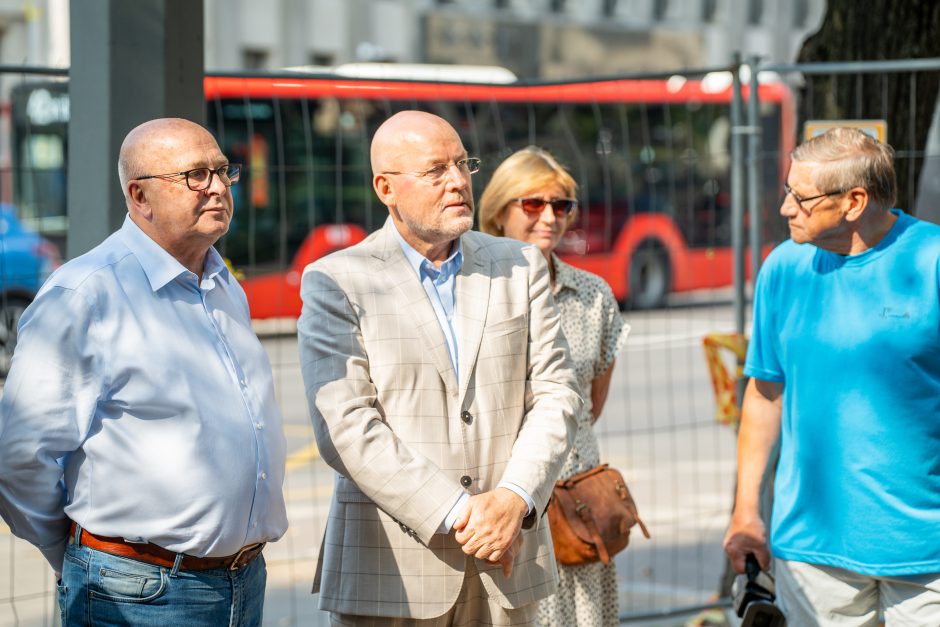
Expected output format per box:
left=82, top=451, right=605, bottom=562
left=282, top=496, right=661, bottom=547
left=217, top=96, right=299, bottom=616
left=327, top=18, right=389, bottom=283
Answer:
left=1, top=301, right=744, bottom=626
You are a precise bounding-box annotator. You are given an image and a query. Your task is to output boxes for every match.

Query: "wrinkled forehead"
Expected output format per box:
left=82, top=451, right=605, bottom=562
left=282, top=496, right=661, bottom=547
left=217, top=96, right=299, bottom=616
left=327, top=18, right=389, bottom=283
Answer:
left=140, top=130, right=226, bottom=171
left=392, top=125, right=466, bottom=169
left=786, top=160, right=823, bottom=187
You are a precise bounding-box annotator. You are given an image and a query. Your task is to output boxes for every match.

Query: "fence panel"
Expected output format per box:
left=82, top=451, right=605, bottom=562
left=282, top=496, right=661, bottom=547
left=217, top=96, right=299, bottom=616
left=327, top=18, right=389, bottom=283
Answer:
left=5, top=58, right=936, bottom=626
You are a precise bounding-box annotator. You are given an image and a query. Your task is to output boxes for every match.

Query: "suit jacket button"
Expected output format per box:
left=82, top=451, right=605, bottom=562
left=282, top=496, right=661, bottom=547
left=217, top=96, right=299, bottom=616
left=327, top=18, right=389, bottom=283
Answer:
left=461, top=411, right=473, bottom=425
left=460, top=475, right=472, bottom=487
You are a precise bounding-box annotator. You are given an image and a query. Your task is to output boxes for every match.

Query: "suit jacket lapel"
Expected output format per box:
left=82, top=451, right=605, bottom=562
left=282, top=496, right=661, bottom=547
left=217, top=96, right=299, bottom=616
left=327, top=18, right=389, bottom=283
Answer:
left=455, top=234, right=491, bottom=401
left=373, top=219, right=459, bottom=392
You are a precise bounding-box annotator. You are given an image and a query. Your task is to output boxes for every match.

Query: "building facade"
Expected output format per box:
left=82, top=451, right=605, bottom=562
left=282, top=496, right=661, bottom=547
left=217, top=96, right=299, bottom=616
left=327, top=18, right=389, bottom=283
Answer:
left=1, top=0, right=825, bottom=76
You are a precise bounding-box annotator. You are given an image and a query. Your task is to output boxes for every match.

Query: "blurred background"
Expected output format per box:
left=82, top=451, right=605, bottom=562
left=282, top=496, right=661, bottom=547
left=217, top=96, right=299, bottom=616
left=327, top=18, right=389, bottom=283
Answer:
left=1, top=1, right=938, bottom=625
left=1, top=0, right=823, bottom=75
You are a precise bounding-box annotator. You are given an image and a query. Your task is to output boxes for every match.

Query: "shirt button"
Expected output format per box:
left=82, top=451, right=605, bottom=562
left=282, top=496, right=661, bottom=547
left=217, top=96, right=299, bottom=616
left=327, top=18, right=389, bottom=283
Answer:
left=255, top=422, right=263, bottom=430
left=252, top=522, right=258, bottom=528
left=260, top=472, right=267, bottom=480
left=461, top=411, right=473, bottom=425
left=460, top=475, right=472, bottom=488
left=239, top=379, right=247, bottom=387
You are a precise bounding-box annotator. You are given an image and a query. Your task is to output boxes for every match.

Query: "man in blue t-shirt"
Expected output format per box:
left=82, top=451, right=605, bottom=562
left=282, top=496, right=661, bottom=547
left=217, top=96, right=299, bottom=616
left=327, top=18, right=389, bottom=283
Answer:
left=723, top=127, right=940, bottom=626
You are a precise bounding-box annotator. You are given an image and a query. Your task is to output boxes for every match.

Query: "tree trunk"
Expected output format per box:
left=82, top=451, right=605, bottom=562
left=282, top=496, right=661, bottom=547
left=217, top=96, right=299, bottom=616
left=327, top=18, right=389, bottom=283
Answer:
left=796, top=1, right=940, bottom=211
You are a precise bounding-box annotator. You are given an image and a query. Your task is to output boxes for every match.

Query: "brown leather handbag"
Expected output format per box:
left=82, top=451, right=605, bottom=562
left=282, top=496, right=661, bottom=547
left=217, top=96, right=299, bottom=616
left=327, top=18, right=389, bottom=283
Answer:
left=547, top=464, right=650, bottom=566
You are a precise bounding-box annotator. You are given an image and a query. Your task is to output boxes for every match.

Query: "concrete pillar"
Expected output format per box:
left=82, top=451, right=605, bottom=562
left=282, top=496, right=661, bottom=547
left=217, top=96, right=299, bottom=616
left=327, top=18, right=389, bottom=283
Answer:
left=67, top=0, right=204, bottom=258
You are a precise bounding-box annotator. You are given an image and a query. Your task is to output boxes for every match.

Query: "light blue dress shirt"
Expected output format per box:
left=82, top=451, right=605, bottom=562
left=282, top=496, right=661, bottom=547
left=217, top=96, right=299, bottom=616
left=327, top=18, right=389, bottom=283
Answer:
left=0, top=216, right=288, bottom=571
left=391, top=226, right=534, bottom=532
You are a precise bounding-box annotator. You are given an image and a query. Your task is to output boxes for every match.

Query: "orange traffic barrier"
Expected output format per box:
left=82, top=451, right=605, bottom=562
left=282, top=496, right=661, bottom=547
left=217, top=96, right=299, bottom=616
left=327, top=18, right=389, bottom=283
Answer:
left=702, top=332, right=748, bottom=427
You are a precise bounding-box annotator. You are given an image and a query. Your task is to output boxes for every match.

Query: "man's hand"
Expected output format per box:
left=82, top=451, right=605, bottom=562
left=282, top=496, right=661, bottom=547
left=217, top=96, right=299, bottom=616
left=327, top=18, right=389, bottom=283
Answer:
left=723, top=511, right=771, bottom=573
left=453, top=488, right=528, bottom=562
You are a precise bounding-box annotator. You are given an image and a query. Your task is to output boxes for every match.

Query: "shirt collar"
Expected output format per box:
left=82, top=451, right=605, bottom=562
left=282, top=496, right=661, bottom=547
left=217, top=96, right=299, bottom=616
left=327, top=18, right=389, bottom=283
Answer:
left=119, top=215, right=228, bottom=292
left=551, top=254, right=577, bottom=295
left=391, top=222, right=463, bottom=280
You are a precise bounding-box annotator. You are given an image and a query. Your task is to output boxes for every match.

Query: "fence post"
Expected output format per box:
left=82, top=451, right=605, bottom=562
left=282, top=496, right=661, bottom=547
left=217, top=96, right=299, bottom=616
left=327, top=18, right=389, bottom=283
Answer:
left=730, top=54, right=746, bottom=341
left=747, top=56, right=763, bottom=285
left=67, top=0, right=205, bottom=259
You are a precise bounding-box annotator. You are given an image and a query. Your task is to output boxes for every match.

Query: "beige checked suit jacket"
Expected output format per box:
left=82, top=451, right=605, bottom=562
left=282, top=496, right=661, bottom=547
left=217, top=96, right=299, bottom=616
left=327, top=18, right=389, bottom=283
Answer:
left=298, top=218, right=582, bottom=619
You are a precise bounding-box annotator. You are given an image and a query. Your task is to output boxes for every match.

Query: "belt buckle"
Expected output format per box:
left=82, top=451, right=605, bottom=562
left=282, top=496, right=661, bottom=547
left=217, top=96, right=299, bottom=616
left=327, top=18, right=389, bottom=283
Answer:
left=228, top=542, right=264, bottom=571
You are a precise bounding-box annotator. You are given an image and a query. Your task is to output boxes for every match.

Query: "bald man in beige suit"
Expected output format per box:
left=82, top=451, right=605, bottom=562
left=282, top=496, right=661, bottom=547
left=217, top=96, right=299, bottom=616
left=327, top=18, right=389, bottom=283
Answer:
left=298, top=111, right=582, bottom=625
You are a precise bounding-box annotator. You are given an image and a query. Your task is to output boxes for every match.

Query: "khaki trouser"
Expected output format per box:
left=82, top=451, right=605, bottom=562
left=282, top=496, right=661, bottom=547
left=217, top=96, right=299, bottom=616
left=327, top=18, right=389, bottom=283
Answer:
left=775, top=558, right=940, bottom=626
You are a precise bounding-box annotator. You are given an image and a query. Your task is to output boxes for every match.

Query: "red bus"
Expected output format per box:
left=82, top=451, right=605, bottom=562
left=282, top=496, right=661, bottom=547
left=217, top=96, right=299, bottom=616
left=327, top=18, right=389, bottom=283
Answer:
left=8, top=69, right=793, bottom=315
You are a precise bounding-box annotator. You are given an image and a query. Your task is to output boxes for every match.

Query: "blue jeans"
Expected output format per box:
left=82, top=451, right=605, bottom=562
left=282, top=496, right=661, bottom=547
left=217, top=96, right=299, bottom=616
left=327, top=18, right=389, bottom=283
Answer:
left=57, top=533, right=266, bottom=626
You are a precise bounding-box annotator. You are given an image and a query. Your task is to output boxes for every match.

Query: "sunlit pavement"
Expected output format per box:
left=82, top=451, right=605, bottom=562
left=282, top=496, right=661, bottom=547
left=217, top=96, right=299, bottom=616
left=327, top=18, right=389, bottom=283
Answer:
left=2, top=303, right=743, bottom=626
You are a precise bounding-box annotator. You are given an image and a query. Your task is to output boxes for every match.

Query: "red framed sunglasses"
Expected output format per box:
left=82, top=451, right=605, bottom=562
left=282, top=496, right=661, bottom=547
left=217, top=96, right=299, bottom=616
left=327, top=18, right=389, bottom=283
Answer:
left=514, top=197, right=579, bottom=217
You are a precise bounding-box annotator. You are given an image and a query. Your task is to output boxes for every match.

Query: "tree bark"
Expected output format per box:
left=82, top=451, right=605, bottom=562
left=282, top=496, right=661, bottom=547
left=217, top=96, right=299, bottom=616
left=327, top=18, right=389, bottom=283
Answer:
left=796, top=1, right=940, bottom=210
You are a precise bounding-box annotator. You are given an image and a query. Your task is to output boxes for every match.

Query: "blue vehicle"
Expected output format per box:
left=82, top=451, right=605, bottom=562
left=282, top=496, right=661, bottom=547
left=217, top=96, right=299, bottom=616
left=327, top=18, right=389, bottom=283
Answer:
left=0, top=205, right=61, bottom=375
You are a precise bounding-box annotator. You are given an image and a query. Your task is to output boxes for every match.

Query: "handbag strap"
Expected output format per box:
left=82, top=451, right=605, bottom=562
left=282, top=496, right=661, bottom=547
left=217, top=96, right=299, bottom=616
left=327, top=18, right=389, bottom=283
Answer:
left=613, top=476, right=651, bottom=540
left=554, top=485, right=612, bottom=565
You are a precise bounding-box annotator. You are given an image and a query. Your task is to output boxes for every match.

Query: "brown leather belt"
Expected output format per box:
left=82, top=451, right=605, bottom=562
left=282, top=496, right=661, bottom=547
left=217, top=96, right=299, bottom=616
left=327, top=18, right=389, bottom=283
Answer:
left=69, top=522, right=264, bottom=571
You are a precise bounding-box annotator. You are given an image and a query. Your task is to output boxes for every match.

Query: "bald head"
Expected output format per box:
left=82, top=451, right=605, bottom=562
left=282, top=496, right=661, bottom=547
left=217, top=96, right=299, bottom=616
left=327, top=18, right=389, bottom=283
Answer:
left=118, top=118, right=218, bottom=203
left=369, top=110, right=474, bottom=258
left=370, top=111, right=462, bottom=175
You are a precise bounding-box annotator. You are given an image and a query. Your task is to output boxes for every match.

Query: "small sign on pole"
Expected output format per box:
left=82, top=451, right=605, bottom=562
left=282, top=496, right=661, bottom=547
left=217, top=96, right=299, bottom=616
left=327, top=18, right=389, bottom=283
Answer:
left=803, top=119, right=888, bottom=144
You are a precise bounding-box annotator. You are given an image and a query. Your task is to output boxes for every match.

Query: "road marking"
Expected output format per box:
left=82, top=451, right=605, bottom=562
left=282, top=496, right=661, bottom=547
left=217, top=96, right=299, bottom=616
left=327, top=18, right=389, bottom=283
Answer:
left=282, top=422, right=313, bottom=436
left=285, top=442, right=320, bottom=470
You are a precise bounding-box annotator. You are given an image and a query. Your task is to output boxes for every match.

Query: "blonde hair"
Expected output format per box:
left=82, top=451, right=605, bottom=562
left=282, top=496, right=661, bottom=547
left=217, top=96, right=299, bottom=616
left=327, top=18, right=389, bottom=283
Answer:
left=792, top=127, right=897, bottom=211
left=478, top=146, right=578, bottom=235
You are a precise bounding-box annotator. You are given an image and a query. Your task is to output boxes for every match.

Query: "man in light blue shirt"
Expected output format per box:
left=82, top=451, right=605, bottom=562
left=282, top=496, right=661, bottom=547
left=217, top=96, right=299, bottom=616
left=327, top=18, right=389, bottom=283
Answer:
left=0, top=118, right=288, bottom=626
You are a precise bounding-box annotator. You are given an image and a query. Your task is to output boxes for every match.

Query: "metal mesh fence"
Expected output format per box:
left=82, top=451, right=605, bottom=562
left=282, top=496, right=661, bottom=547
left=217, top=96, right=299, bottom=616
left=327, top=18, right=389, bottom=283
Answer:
left=1, top=59, right=938, bottom=626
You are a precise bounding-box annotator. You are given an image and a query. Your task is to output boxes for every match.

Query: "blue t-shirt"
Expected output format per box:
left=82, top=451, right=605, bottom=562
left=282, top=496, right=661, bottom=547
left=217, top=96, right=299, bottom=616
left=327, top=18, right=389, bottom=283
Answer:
left=745, top=209, right=940, bottom=576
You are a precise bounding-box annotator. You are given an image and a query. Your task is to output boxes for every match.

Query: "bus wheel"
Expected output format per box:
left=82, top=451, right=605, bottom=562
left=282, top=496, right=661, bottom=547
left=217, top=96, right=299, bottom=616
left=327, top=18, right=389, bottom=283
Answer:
left=0, top=297, right=29, bottom=377
left=628, top=243, right=670, bottom=310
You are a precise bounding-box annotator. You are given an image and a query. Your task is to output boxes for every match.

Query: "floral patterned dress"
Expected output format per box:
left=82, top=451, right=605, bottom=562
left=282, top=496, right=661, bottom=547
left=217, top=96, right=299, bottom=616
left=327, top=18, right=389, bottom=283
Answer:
left=537, top=256, right=630, bottom=627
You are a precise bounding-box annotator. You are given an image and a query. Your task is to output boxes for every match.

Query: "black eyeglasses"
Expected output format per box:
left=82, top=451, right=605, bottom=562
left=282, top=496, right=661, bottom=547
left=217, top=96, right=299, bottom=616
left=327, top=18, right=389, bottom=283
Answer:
left=783, top=182, right=845, bottom=213
left=381, top=157, right=481, bottom=182
left=135, top=164, right=242, bottom=191
left=514, top=197, right=579, bottom=218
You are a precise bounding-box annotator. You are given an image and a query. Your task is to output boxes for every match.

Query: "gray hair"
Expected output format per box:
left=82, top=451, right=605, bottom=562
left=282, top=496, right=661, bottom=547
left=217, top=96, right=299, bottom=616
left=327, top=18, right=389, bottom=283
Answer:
left=792, top=127, right=897, bottom=211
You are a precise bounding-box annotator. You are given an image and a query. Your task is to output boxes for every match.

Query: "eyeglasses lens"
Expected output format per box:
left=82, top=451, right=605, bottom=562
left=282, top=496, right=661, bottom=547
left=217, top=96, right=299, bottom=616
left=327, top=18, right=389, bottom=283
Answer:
left=184, top=165, right=241, bottom=191
left=185, top=168, right=212, bottom=190
left=463, top=158, right=482, bottom=174
left=519, top=198, right=576, bottom=217
left=422, top=158, right=481, bottom=181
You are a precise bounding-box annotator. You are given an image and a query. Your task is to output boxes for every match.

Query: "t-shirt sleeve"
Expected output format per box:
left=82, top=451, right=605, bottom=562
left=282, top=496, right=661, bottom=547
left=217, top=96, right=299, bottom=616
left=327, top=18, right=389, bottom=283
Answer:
left=744, top=260, right=785, bottom=382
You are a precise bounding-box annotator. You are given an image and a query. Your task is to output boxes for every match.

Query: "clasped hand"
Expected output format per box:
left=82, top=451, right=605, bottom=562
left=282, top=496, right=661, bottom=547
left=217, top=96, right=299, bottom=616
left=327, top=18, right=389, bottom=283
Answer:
left=452, top=488, right=527, bottom=577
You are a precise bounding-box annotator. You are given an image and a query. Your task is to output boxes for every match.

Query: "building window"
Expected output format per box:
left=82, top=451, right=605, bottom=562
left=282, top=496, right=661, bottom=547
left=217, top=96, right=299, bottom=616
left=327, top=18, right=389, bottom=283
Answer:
left=550, top=0, right=565, bottom=13
left=653, top=0, right=669, bottom=21
left=494, top=0, right=509, bottom=8
left=702, top=0, right=718, bottom=22
left=747, top=0, right=763, bottom=24
left=242, top=49, right=269, bottom=70
left=602, top=0, right=617, bottom=17
left=309, top=52, right=334, bottom=67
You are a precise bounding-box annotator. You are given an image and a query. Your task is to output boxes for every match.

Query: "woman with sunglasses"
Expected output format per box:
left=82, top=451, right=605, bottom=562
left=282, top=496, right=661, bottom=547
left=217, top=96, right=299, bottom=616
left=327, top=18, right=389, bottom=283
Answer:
left=480, top=146, right=630, bottom=627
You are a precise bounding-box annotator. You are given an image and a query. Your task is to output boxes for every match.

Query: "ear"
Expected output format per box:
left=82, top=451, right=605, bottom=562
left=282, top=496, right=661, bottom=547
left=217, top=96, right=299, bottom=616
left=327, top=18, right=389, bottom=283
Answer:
left=843, top=187, right=869, bottom=222
left=127, top=181, right=154, bottom=220
left=373, top=174, right=396, bottom=207
left=492, top=208, right=506, bottom=232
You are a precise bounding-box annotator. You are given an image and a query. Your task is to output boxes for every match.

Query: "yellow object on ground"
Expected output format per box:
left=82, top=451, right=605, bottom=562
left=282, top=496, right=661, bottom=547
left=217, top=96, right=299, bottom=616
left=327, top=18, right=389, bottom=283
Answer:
left=702, top=332, right=748, bottom=427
